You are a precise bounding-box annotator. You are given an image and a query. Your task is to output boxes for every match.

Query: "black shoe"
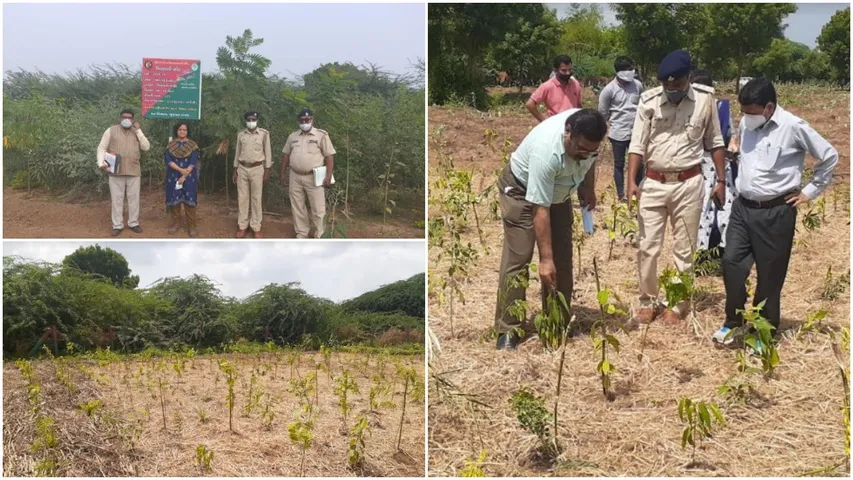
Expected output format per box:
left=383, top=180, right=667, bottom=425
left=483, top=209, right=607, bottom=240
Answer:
left=111, top=228, right=122, bottom=237
left=130, top=225, right=143, bottom=234
left=496, top=332, right=519, bottom=350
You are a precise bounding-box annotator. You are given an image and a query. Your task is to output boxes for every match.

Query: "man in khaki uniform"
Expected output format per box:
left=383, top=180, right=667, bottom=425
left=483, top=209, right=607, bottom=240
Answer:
left=233, top=111, right=272, bottom=238
left=625, top=50, right=726, bottom=324
left=280, top=108, right=336, bottom=239
left=96, top=108, right=151, bottom=236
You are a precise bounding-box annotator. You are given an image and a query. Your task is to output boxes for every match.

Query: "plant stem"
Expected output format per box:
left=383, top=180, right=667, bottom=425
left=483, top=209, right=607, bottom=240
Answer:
left=638, top=324, right=649, bottom=360
left=609, top=209, right=618, bottom=261
left=449, top=279, right=455, bottom=337
left=691, top=418, right=697, bottom=465
left=397, top=376, right=409, bottom=451
left=576, top=244, right=582, bottom=279
left=553, top=335, right=568, bottom=454
left=159, top=377, right=167, bottom=431
left=382, top=150, right=395, bottom=227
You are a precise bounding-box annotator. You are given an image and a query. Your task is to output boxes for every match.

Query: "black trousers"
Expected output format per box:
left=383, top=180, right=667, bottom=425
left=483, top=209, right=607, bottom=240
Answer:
left=722, top=197, right=796, bottom=329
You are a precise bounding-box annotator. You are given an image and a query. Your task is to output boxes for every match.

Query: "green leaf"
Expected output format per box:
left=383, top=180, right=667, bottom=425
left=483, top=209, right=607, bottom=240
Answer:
left=681, top=427, right=691, bottom=450
left=385, top=207, right=392, bottom=214
left=710, top=404, right=725, bottom=425
left=596, top=290, right=609, bottom=306
left=605, top=334, right=621, bottom=352
left=698, top=403, right=710, bottom=428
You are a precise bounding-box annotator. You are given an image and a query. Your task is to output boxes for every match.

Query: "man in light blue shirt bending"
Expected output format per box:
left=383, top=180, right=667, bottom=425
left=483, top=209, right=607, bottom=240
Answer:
left=713, top=77, right=838, bottom=348
left=494, top=108, right=607, bottom=350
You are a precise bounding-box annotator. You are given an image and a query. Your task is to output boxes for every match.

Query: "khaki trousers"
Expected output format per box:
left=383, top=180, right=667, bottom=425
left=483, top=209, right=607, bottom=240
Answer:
left=289, top=171, right=326, bottom=239
left=237, top=165, right=264, bottom=231
left=108, top=175, right=141, bottom=229
left=636, top=174, right=704, bottom=310
left=494, top=166, right=574, bottom=334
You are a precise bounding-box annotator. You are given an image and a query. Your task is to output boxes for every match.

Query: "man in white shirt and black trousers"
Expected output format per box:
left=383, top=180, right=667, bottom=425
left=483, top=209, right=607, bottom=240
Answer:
left=713, top=77, right=838, bottom=347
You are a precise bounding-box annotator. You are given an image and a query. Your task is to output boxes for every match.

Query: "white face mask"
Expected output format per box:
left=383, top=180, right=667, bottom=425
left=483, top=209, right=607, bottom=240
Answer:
left=120, top=119, right=132, bottom=128
left=616, top=70, right=635, bottom=82
left=299, top=122, right=312, bottom=132
left=743, top=114, right=767, bottom=131
left=246, top=121, right=257, bottom=129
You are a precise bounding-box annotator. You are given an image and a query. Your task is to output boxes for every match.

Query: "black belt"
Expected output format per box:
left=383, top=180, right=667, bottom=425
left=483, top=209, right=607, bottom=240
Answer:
left=739, top=193, right=793, bottom=209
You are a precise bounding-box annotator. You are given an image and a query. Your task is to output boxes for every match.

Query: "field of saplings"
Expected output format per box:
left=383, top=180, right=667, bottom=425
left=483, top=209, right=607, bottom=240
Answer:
left=4, top=346, right=424, bottom=477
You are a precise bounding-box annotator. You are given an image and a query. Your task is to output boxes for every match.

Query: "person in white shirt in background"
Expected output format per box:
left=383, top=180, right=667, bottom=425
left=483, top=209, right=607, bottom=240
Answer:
left=598, top=56, right=645, bottom=202
left=713, top=77, right=839, bottom=348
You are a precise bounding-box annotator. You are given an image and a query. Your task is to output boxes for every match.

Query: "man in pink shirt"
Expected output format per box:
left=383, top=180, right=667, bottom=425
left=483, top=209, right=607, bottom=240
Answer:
left=525, top=55, right=583, bottom=122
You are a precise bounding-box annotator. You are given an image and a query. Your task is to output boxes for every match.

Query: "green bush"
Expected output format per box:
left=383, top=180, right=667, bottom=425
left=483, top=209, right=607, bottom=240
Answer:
left=3, top=255, right=426, bottom=358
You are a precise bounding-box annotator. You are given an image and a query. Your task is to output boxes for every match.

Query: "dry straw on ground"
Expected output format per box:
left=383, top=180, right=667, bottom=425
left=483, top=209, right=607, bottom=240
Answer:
left=428, top=83, right=850, bottom=477
left=4, top=351, right=425, bottom=477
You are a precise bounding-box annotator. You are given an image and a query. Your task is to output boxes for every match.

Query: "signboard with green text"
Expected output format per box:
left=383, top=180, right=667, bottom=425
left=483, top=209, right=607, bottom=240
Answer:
left=141, top=58, right=202, bottom=119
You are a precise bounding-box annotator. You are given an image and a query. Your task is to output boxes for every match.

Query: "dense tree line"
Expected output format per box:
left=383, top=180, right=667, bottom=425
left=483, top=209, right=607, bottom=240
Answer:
left=341, top=273, right=425, bottom=318
left=3, top=29, right=425, bottom=220
left=429, top=4, right=849, bottom=109
left=3, top=247, right=425, bottom=358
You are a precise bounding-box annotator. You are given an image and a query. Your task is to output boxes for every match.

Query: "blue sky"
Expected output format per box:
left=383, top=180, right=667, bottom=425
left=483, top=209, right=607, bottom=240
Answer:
left=547, top=3, right=847, bottom=48
left=3, top=3, right=425, bottom=78
left=3, top=241, right=425, bottom=302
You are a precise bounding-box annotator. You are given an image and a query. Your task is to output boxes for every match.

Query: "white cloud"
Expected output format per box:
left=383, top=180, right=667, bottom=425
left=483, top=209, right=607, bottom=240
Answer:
left=3, top=241, right=425, bottom=302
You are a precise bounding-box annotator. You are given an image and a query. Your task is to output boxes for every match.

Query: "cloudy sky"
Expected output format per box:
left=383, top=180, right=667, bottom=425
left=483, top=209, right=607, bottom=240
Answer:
left=3, top=3, right=425, bottom=78
left=3, top=241, right=425, bottom=302
left=547, top=3, right=846, bottom=48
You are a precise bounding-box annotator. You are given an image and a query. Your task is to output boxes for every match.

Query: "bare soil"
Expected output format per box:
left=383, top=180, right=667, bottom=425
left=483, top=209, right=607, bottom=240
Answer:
left=4, top=352, right=425, bottom=477
left=427, top=85, right=850, bottom=476
left=3, top=188, right=424, bottom=239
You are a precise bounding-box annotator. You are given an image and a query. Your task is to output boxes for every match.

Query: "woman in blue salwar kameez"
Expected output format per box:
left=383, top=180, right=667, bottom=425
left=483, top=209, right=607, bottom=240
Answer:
left=165, top=122, right=200, bottom=237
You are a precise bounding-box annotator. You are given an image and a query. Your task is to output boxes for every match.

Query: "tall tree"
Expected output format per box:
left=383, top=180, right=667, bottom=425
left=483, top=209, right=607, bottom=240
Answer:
left=751, top=39, right=811, bottom=82
left=428, top=3, right=546, bottom=108
left=611, top=4, right=687, bottom=81
left=487, top=8, right=562, bottom=90
left=206, top=29, right=271, bottom=206
left=698, top=3, right=797, bottom=91
left=62, top=245, right=139, bottom=288
left=818, top=7, right=850, bottom=85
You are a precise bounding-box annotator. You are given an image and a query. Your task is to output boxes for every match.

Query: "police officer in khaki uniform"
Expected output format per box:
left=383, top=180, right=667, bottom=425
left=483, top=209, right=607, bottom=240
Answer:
left=625, top=50, right=726, bottom=325
left=280, top=108, right=336, bottom=239
left=233, top=111, right=272, bottom=238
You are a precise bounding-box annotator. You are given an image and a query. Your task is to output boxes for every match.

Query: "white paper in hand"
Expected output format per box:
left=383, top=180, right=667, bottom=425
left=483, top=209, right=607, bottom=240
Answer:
left=313, top=166, right=335, bottom=187
left=175, top=181, right=183, bottom=190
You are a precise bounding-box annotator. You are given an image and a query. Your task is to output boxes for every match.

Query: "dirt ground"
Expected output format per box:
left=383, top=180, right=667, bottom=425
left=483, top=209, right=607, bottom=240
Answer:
left=4, top=352, right=425, bottom=477
left=427, top=85, right=850, bottom=476
left=2, top=188, right=424, bottom=239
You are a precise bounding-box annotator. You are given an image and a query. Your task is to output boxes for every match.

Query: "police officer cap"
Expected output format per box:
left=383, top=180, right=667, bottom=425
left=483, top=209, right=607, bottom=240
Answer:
left=244, top=111, right=259, bottom=120
left=298, top=108, right=313, bottom=118
left=657, top=50, right=692, bottom=81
